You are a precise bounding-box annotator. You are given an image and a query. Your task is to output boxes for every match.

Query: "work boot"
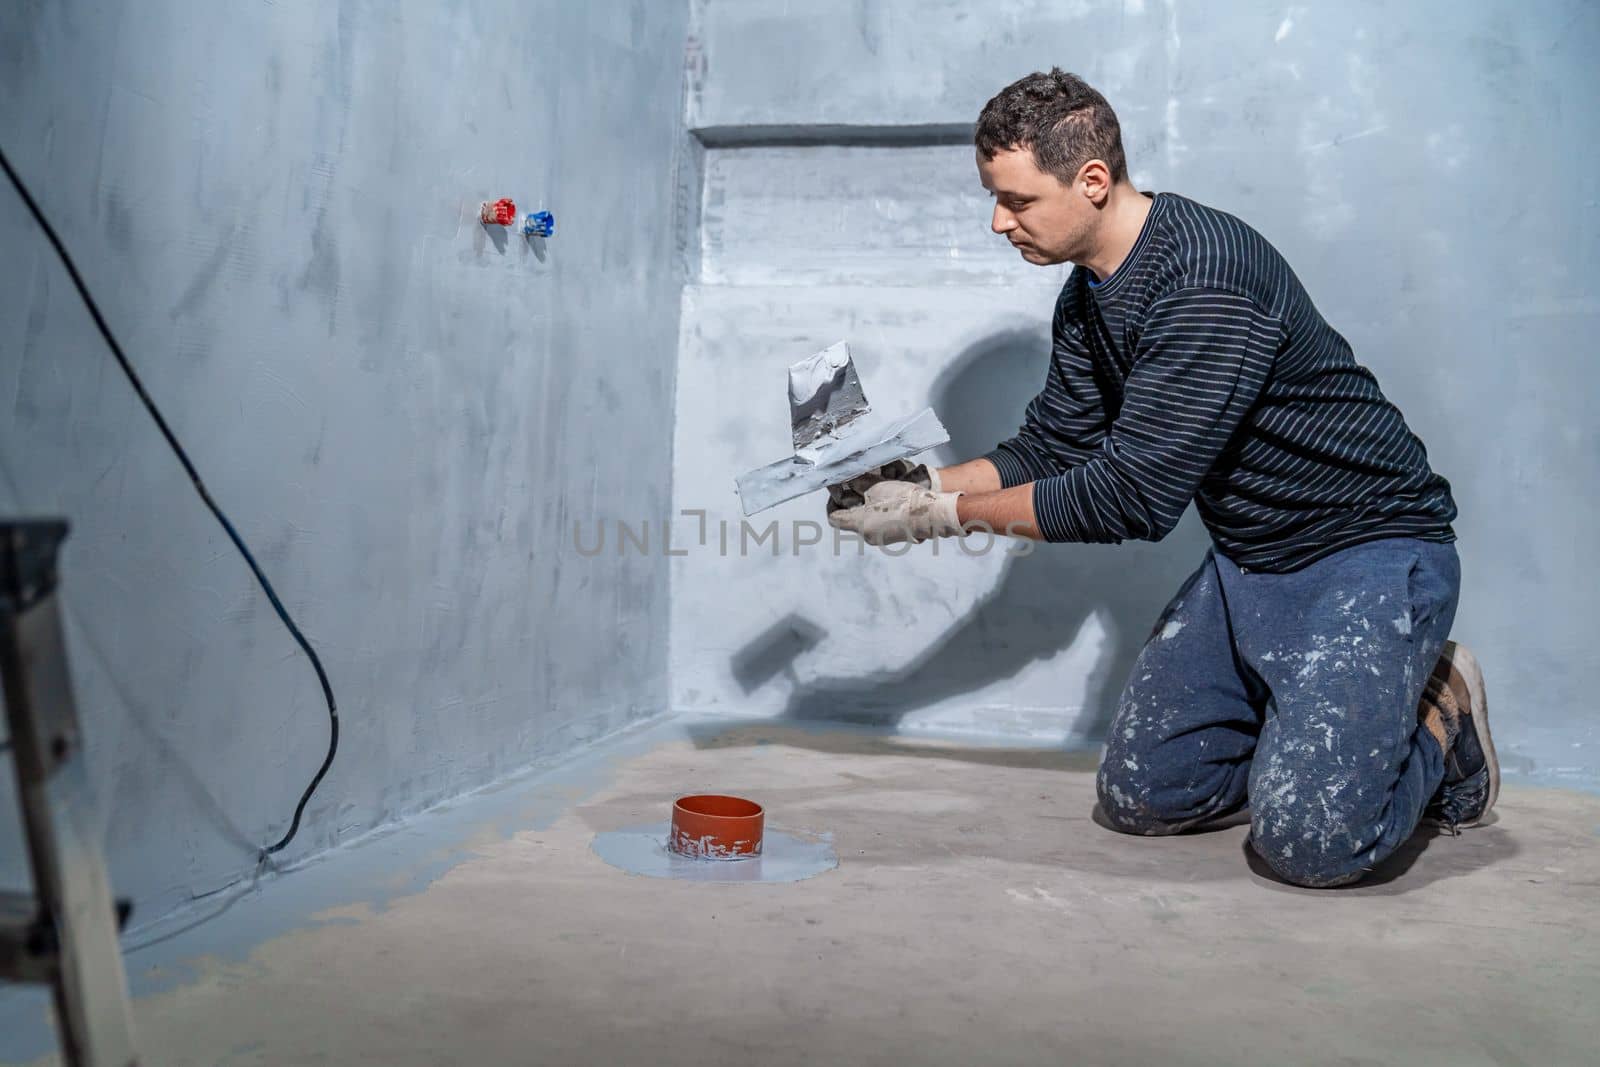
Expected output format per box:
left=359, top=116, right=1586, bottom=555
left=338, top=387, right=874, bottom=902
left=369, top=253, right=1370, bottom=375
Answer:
left=1419, top=641, right=1499, bottom=831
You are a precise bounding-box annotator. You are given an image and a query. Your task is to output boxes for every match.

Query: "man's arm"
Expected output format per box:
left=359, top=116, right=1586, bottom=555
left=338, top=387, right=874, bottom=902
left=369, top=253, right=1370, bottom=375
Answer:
left=830, top=284, right=1118, bottom=544
left=1026, top=287, right=1279, bottom=543
left=931, top=458, right=1044, bottom=538
left=956, top=482, right=1041, bottom=539
left=982, top=289, right=1112, bottom=489
left=932, top=285, right=1108, bottom=529
left=943, top=288, right=1280, bottom=545
left=833, top=289, right=1278, bottom=547
left=935, top=457, right=1003, bottom=495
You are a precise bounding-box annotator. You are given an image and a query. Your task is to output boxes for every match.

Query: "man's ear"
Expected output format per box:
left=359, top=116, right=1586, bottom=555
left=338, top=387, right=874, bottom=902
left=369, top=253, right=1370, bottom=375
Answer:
left=1077, top=159, right=1114, bottom=205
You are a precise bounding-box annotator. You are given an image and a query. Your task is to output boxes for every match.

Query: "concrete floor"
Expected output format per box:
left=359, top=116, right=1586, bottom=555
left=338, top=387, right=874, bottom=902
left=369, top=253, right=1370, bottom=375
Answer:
left=6, top=718, right=1599, bottom=1066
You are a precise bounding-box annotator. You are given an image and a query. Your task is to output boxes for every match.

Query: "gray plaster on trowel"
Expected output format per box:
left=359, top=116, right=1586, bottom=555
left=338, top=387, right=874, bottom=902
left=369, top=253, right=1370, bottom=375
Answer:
left=736, top=408, right=949, bottom=516
left=591, top=823, right=838, bottom=883
left=736, top=340, right=950, bottom=515
left=789, top=341, right=871, bottom=449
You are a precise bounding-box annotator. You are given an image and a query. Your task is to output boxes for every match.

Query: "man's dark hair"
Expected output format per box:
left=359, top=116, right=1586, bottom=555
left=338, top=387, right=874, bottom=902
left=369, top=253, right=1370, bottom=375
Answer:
left=975, top=69, right=1128, bottom=185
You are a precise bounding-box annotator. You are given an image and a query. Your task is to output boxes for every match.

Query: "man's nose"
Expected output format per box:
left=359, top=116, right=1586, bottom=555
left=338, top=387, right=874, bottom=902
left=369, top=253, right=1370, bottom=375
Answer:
left=991, top=204, right=1015, bottom=234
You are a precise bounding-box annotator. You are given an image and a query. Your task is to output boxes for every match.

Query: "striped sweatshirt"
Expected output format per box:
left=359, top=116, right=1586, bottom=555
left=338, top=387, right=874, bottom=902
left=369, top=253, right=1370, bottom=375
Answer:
left=985, top=192, right=1456, bottom=573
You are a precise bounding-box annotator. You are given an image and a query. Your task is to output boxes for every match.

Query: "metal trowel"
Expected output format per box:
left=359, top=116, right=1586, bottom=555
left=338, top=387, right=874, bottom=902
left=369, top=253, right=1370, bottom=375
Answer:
left=735, top=342, right=949, bottom=516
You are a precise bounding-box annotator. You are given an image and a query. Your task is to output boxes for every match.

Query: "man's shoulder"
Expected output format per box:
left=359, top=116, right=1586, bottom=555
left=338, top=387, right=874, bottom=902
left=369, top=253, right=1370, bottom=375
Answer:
left=1147, top=193, right=1291, bottom=306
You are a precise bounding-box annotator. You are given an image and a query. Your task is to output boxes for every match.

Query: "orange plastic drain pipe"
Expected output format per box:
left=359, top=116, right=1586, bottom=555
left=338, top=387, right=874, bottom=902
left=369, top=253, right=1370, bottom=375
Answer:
left=669, top=794, right=765, bottom=858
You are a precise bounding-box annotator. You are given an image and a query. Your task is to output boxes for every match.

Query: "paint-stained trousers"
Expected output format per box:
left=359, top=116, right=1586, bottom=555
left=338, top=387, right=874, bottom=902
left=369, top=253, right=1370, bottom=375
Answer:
left=1096, top=537, right=1460, bottom=887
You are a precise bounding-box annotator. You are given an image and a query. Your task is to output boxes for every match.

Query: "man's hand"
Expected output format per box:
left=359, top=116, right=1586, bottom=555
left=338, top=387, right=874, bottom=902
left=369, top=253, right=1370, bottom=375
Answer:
left=826, top=460, right=940, bottom=514
left=827, top=481, right=964, bottom=545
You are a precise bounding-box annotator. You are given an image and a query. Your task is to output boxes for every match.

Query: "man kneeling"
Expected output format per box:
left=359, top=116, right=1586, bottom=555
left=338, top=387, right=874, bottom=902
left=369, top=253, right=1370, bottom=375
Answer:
left=827, top=70, right=1497, bottom=888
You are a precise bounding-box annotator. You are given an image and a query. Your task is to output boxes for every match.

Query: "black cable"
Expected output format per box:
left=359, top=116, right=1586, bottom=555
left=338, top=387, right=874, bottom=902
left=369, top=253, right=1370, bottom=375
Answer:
left=0, top=145, right=338, bottom=859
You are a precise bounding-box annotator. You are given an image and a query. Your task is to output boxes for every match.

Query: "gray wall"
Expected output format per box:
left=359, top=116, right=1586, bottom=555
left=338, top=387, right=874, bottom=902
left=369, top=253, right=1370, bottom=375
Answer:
left=0, top=0, right=690, bottom=922
left=671, top=0, right=1600, bottom=786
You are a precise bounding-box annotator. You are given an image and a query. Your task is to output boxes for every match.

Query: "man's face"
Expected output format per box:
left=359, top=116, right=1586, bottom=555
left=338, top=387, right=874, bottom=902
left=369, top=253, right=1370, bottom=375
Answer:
left=977, top=147, right=1092, bottom=266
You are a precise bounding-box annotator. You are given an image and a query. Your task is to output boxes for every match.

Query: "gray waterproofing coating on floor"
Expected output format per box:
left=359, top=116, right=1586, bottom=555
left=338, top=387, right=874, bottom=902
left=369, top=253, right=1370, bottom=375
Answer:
left=591, top=823, right=839, bottom=882
left=735, top=407, right=950, bottom=515
left=3, top=716, right=1596, bottom=1065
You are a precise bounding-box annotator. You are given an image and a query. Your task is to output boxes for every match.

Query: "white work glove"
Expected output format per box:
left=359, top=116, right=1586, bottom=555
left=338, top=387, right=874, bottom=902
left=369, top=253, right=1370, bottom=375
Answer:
left=826, top=460, right=941, bottom=514
left=827, top=480, right=965, bottom=546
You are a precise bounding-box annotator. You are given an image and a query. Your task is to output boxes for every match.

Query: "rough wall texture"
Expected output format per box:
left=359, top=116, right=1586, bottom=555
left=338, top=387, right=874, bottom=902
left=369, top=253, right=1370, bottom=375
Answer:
left=672, top=0, right=1600, bottom=786
left=0, top=0, right=690, bottom=922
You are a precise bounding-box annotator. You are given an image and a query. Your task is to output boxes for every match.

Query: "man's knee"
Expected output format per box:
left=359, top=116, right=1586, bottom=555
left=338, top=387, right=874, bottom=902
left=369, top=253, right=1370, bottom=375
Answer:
left=1096, top=769, right=1182, bottom=836
left=1095, top=761, right=1239, bottom=837
left=1248, top=803, right=1368, bottom=888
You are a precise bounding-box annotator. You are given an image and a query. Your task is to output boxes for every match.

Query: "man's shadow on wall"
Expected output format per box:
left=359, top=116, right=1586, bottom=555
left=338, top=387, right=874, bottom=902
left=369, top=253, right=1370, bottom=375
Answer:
left=745, top=328, right=1214, bottom=746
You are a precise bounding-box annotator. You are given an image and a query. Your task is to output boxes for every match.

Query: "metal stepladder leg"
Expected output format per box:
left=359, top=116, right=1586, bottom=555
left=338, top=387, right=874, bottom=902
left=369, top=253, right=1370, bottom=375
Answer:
left=0, top=520, right=139, bottom=1067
